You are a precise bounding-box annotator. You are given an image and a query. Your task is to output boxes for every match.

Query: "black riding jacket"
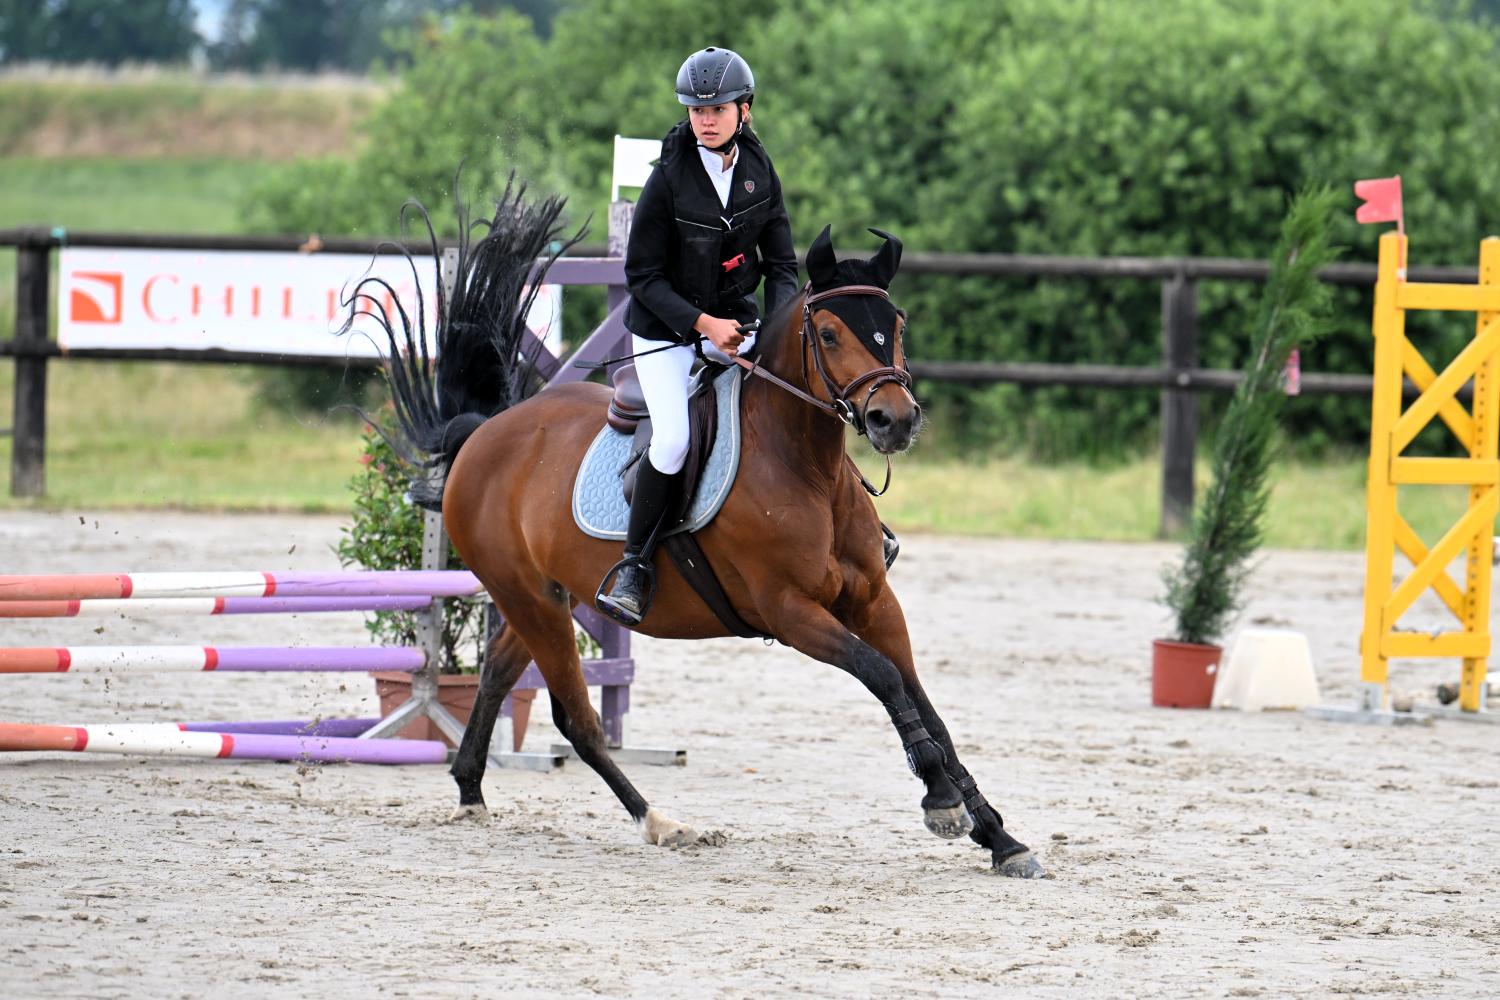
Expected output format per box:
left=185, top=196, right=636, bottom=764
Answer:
left=624, top=120, right=800, bottom=345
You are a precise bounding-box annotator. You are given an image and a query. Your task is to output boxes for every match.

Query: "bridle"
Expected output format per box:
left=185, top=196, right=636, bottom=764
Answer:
left=802, top=283, right=915, bottom=433
left=729, top=281, right=915, bottom=496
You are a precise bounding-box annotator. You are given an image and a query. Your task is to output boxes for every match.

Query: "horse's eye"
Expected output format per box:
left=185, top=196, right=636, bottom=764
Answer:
left=819, top=327, right=837, bottom=346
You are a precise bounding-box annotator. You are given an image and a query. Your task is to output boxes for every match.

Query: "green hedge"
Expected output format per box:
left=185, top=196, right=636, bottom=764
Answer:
left=242, top=0, right=1500, bottom=457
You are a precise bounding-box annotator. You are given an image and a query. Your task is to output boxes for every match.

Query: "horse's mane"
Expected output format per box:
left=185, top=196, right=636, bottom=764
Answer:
left=753, top=285, right=808, bottom=364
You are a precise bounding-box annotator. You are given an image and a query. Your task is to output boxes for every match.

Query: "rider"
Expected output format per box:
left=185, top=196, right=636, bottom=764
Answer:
left=596, top=46, right=800, bottom=626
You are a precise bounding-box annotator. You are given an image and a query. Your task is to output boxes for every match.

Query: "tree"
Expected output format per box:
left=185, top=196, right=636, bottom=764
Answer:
left=0, top=0, right=199, bottom=65
left=1164, top=190, right=1337, bottom=643
left=242, top=0, right=1500, bottom=456
left=208, top=0, right=560, bottom=72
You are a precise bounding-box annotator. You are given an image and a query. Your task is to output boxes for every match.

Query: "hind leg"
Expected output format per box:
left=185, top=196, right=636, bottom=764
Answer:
left=546, top=679, right=695, bottom=847
left=448, top=622, right=533, bottom=821
left=502, top=581, right=697, bottom=847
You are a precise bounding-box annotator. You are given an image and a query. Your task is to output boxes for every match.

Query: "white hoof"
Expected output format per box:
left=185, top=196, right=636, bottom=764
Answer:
left=446, top=803, right=490, bottom=825
left=639, top=807, right=698, bottom=848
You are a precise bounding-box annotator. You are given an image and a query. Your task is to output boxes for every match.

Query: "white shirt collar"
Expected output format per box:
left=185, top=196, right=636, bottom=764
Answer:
left=697, top=142, right=738, bottom=211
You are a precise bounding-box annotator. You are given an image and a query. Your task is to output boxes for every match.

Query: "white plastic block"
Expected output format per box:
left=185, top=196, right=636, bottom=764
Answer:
left=1213, top=628, right=1320, bottom=711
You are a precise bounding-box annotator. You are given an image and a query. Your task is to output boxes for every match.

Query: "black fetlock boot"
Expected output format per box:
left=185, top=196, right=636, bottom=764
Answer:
left=595, top=456, right=684, bottom=626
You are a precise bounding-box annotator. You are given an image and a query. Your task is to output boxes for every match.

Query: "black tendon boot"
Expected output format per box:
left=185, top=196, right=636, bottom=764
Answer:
left=595, top=456, right=684, bottom=626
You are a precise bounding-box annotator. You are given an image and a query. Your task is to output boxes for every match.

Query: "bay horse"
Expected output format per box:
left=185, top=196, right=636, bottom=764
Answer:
left=355, top=183, right=1043, bottom=878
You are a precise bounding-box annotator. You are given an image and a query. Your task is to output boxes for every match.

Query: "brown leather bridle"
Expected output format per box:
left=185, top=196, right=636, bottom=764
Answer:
left=728, top=282, right=915, bottom=497
left=731, top=282, right=915, bottom=436
left=801, top=283, right=916, bottom=435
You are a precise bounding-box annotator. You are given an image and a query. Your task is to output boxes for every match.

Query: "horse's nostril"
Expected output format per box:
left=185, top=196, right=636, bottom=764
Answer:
left=867, top=408, right=891, bottom=430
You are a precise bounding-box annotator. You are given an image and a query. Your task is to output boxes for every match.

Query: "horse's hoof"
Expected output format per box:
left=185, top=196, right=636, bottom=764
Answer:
left=923, top=804, right=974, bottom=840
left=993, top=850, right=1048, bottom=879
left=446, top=803, right=490, bottom=825
left=640, top=807, right=698, bottom=848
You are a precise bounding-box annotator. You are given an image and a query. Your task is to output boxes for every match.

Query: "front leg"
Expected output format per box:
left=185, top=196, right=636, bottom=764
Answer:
left=849, top=584, right=1045, bottom=879
left=770, top=593, right=1042, bottom=877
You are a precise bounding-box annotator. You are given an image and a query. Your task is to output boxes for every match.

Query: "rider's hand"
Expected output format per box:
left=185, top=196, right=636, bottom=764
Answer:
left=694, top=314, right=745, bottom=356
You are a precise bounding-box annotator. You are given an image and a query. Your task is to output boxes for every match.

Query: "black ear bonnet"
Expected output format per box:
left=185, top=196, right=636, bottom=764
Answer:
left=804, top=225, right=904, bottom=365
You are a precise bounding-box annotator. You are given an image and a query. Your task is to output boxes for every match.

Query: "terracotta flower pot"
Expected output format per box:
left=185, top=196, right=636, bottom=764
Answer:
left=1150, top=639, right=1223, bottom=709
left=371, top=672, right=537, bottom=750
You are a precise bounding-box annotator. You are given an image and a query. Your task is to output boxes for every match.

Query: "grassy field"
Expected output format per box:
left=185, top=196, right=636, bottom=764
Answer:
left=0, top=156, right=276, bottom=331
left=0, top=360, right=363, bottom=512
left=0, top=67, right=380, bottom=161
left=0, top=74, right=375, bottom=512
left=1, top=68, right=378, bottom=327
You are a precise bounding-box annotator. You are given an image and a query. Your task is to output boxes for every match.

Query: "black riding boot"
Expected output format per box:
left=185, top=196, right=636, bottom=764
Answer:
left=595, top=455, right=684, bottom=626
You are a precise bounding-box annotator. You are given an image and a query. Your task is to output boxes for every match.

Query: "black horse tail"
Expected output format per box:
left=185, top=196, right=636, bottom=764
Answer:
left=340, top=175, right=584, bottom=510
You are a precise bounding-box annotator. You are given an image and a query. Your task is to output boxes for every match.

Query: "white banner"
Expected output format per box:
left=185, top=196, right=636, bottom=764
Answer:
left=56, top=248, right=561, bottom=358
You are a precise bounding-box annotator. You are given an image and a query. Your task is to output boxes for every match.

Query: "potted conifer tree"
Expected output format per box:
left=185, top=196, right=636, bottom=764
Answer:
left=1155, top=189, right=1338, bottom=707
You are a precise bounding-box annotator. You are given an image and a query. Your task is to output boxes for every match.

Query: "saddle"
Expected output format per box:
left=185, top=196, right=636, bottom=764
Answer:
left=597, top=362, right=768, bottom=640
left=607, top=361, right=718, bottom=507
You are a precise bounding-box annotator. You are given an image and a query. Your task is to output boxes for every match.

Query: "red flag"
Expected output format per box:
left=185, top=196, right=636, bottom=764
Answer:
left=1354, top=176, right=1402, bottom=225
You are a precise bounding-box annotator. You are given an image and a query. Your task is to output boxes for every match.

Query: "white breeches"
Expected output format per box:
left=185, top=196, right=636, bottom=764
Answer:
left=630, top=332, right=757, bottom=474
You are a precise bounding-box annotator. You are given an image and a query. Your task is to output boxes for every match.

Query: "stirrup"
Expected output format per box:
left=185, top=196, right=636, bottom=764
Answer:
left=594, top=556, right=658, bottom=627
left=881, top=523, right=900, bottom=570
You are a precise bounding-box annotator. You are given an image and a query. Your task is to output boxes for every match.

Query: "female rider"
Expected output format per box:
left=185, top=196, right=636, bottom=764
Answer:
left=596, top=46, right=800, bottom=626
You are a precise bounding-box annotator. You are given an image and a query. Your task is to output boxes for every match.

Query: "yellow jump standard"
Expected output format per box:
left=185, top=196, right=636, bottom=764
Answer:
left=1356, top=231, right=1498, bottom=718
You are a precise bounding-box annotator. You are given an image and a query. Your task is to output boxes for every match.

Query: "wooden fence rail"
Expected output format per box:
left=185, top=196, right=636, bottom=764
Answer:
left=3, top=227, right=1478, bottom=533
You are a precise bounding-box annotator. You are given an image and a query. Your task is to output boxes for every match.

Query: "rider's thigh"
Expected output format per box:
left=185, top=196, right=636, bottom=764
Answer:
left=631, top=336, right=694, bottom=475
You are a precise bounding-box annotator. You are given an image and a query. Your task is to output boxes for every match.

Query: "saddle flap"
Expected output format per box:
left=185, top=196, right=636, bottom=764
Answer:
left=573, top=366, right=745, bottom=541
left=608, top=363, right=650, bottom=433
left=621, top=366, right=721, bottom=513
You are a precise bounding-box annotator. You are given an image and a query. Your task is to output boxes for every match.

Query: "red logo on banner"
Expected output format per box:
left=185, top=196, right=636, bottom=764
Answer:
left=69, top=271, right=123, bottom=323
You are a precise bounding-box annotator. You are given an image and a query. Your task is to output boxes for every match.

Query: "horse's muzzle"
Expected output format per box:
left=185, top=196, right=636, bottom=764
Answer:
left=865, top=401, right=922, bottom=454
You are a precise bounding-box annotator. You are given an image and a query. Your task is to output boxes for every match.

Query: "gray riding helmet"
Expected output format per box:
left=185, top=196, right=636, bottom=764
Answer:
left=676, top=47, right=755, bottom=107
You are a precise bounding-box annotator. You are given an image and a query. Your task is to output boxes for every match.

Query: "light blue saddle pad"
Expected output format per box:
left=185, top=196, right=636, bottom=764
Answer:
left=572, top=367, right=745, bottom=541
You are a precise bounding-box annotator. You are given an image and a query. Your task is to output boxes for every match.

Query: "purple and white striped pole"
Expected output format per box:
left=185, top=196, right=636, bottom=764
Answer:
left=0, top=646, right=426, bottom=674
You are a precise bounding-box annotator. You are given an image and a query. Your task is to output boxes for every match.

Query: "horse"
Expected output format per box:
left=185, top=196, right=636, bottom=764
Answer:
left=354, top=182, right=1044, bottom=879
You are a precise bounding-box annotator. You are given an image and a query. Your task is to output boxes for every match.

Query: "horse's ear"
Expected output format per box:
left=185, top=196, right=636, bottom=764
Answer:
left=867, top=228, right=903, bottom=288
left=806, top=224, right=838, bottom=288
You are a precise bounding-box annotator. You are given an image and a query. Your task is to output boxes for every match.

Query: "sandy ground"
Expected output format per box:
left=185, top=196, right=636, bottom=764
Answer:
left=1, top=509, right=1497, bottom=999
